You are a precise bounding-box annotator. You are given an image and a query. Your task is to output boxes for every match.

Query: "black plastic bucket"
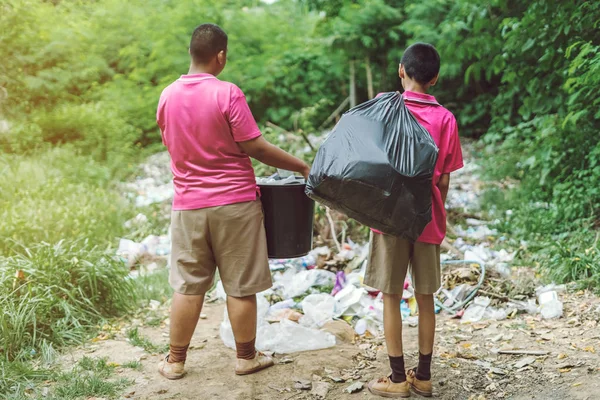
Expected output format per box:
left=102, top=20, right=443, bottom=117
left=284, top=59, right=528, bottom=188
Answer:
left=258, top=178, right=315, bottom=259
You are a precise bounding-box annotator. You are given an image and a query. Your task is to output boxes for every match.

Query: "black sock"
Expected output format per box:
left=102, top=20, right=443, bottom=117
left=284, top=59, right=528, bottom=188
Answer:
left=389, top=355, right=406, bottom=383
left=416, top=352, right=432, bottom=381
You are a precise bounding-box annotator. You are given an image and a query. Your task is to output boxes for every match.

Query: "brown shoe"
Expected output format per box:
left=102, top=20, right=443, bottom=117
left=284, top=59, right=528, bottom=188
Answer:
left=406, top=369, right=432, bottom=397
left=367, top=376, right=411, bottom=398
left=158, top=355, right=186, bottom=380
left=235, top=351, right=274, bottom=375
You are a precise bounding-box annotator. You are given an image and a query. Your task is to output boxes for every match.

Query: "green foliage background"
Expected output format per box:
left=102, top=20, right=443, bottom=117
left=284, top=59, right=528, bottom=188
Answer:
left=0, top=0, right=599, bottom=397
left=0, top=0, right=600, bottom=394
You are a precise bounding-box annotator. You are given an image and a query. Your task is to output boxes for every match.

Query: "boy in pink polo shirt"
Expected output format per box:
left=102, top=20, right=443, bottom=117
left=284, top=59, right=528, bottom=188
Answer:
left=156, top=24, right=310, bottom=379
left=367, top=43, right=463, bottom=398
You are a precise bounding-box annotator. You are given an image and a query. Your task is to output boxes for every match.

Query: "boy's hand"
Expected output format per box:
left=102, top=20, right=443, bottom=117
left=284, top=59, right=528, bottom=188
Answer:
left=301, top=164, right=311, bottom=180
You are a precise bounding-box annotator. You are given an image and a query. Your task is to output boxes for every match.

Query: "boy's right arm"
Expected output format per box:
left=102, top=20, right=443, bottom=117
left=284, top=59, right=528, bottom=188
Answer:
left=238, top=136, right=310, bottom=179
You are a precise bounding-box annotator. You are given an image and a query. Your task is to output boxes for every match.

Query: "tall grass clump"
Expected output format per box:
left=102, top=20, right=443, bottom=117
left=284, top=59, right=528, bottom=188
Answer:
left=0, top=241, right=136, bottom=361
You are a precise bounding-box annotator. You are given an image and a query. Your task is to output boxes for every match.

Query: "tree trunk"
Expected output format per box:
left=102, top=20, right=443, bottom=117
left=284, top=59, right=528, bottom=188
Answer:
left=365, top=57, right=374, bottom=99
left=349, top=59, right=357, bottom=108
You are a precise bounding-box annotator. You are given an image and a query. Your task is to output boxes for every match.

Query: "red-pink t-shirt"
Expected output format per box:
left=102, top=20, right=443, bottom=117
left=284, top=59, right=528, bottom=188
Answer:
left=373, top=91, right=464, bottom=244
left=157, top=73, right=261, bottom=210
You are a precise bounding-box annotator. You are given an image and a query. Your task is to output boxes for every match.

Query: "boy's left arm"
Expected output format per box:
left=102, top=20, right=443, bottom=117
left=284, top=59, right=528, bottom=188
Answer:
left=438, top=173, right=450, bottom=204
left=440, top=116, right=464, bottom=204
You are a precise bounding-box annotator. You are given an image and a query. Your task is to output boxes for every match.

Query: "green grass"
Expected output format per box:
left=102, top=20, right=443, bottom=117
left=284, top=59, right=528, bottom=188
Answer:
left=1, top=357, right=131, bottom=400
left=0, top=241, right=137, bottom=361
left=122, top=360, right=142, bottom=370
left=0, top=148, right=137, bottom=256
left=480, top=161, right=600, bottom=290
left=126, top=327, right=168, bottom=354
left=133, top=267, right=173, bottom=305
left=0, top=146, right=171, bottom=399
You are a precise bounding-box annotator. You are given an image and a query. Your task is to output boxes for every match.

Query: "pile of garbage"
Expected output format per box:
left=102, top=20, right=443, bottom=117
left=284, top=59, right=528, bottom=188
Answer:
left=217, top=241, right=434, bottom=354
left=122, top=152, right=174, bottom=207
left=117, top=147, right=566, bottom=356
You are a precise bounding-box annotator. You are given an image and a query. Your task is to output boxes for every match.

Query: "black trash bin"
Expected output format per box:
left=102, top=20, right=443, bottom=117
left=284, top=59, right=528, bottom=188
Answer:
left=258, top=178, right=315, bottom=259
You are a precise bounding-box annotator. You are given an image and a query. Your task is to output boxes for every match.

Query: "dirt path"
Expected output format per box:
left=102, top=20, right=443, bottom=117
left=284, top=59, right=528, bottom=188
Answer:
left=62, top=146, right=600, bottom=400
left=62, top=291, right=599, bottom=400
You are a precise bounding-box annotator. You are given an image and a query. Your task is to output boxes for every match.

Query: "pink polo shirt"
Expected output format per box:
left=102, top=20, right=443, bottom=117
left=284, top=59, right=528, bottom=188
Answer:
left=374, top=91, right=463, bottom=244
left=157, top=73, right=261, bottom=210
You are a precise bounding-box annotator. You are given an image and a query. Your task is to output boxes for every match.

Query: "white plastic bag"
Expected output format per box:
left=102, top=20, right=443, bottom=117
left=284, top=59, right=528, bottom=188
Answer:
left=334, top=285, right=366, bottom=317
left=276, top=269, right=336, bottom=298
left=538, top=290, right=563, bottom=319
left=220, top=293, right=336, bottom=353
left=461, top=296, right=491, bottom=323
left=301, top=293, right=336, bottom=327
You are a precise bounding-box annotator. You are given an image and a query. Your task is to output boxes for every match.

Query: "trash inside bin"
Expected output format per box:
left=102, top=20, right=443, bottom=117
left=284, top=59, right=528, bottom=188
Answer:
left=258, top=176, right=315, bottom=259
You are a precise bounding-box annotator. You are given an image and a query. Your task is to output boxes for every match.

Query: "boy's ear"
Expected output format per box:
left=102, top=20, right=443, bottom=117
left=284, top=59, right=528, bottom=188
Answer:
left=430, top=73, right=439, bottom=87
left=217, top=50, right=226, bottom=66
left=398, top=64, right=405, bottom=79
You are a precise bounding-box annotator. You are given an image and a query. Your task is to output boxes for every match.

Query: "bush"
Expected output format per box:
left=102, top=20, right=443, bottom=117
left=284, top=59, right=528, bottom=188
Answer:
left=0, top=149, right=137, bottom=255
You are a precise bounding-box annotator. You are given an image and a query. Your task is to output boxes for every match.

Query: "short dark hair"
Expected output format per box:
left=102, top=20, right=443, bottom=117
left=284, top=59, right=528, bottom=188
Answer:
left=401, top=43, right=440, bottom=85
left=190, top=23, right=228, bottom=64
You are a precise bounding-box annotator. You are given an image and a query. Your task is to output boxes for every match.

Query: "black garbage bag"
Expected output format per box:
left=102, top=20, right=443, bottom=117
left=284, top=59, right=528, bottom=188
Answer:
left=306, top=91, right=439, bottom=241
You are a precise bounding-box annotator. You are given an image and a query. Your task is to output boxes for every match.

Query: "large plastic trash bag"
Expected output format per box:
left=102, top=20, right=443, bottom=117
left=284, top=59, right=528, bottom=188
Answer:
left=306, top=92, right=439, bottom=241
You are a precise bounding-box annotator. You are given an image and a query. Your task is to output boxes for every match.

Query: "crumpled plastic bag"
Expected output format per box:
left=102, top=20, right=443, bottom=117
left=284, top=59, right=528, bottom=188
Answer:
left=306, top=92, right=439, bottom=240
left=334, top=285, right=366, bottom=317
left=275, top=269, right=336, bottom=299
left=461, top=296, right=491, bottom=323
left=220, top=294, right=336, bottom=353
left=301, top=293, right=337, bottom=327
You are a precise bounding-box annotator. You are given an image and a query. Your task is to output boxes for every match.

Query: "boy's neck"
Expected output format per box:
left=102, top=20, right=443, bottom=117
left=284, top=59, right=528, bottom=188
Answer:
left=402, top=80, right=430, bottom=95
left=188, top=63, right=218, bottom=76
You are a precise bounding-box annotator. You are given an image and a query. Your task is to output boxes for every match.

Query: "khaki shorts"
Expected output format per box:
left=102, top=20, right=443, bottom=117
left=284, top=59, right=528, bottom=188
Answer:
left=364, top=233, right=441, bottom=295
left=169, top=200, right=272, bottom=297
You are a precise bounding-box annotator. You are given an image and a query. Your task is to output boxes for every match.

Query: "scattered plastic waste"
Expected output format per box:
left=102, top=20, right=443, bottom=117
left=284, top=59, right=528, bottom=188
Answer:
left=400, top=301, right=411, bottom=319
left=124, top=213, right=148, bottom=228
left=461, top=296, right=492, bottom=323
left=266, top=308, right=303, bottom=323
left=301, top=293, right=337, bottom=327
left=270, top=299, right=296, bottom=310
left=275, top=268, right=336, bottom=299
left=492, top=262, right=512, bottom=278
left=483, top=306, right=508, bottom=321
left=276, top=168, right=294, bottom=178
left=537, top=290, right=563, bottom=319
left=256, top=174, right=305, bottom=185
left=332, top=271, right=346, bottom=295
left=128, top=178, right=174, bottom=207
left=117, top=234, right=170, bottom=267
left=269, top=253, right=316, bottom=271
left=535, top=284, right=566, bottom=296
left=220, top=294, right=336, bottom=353
left=333, top=285, right=365, bottom=318
left=456, top=224, right=497, bottom=240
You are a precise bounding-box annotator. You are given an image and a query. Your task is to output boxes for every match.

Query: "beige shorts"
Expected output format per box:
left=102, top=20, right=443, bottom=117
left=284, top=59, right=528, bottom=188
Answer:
left=169, top=200, right=272, bottom=297
left=364, top=233, right=441, bottom=295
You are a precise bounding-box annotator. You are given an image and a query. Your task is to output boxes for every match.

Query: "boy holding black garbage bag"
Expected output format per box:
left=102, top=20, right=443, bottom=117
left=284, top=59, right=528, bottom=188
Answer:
left=307, top=43, right=463, bottom=397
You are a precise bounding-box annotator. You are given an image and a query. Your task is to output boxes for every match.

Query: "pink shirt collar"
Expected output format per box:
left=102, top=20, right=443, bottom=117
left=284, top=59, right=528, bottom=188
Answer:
left=402, top=90, right=440, bottom=106
left=178, top=73, right=217, bottom=82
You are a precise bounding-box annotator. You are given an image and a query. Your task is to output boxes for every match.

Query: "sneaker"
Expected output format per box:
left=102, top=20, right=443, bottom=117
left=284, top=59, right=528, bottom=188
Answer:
left=406, top=369, right=432, bottom=397
left=235, top=351, right=274, bottom=375
left=367, top=376, right=411, bottom=398
left=158, top=355, right=186, bottom=380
